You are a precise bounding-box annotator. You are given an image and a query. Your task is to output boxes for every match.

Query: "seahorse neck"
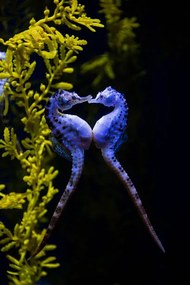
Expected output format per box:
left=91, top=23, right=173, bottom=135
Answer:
left=112, top=104, right=122, bottom=120
left=51, top=98, right=66, bottom=117
left=113, top=94, right=128, bottom=118
left=108, top=94, right=128, bottom=137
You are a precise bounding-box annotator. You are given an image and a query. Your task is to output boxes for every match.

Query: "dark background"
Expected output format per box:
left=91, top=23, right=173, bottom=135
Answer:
left=0, top=0, right=188, bottom=284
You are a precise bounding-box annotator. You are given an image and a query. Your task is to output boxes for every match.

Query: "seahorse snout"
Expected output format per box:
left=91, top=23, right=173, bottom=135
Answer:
left=79, top=95, right=92, bottom=103
left=88, top=97, right=98, bottom=104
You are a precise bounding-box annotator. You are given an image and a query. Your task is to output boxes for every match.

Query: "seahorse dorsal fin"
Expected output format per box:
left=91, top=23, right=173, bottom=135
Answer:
left=115, top=132, right=128, bottom=153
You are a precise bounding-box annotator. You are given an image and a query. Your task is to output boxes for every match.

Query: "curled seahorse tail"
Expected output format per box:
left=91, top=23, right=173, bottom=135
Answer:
left=102, top=148, right=165, bottom=253
left=29, top=148, right=84, bottom=259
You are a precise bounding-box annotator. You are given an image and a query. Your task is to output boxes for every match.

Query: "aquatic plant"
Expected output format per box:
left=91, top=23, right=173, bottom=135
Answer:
left=0, top=0, right=103, bottom=284
left=81, top=0, right=140, bottom=87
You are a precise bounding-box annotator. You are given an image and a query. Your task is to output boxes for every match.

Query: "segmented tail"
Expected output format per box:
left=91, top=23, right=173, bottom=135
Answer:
left=29, top=148, right=84, bottom=259
left=102, top=148, right=165, bottom=253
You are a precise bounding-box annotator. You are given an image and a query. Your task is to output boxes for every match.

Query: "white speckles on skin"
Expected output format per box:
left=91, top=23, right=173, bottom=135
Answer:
left=91, top=87, right=165, bottom=253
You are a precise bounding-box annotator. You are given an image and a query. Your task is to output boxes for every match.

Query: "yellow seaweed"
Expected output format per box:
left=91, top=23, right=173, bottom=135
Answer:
left=81, top=0, right=140, bottom=86
left=0, top=0, right=103, bottom=284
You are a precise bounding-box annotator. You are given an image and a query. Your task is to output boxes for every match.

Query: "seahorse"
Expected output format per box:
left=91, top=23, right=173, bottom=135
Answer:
left=89, top=86, right=165, bottom=253
left=30, top=89, right=92, bottom=258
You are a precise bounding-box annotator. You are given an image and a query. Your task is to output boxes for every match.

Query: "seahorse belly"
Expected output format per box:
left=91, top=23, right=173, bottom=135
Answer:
left=92, top=116, right=112, bottom=149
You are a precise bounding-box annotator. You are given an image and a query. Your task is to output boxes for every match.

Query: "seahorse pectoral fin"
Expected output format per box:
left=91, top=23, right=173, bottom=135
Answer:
left=115, top=132, right=128, bottom=153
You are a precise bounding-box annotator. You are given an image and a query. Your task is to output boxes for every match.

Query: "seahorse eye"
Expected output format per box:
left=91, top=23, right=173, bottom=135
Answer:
left=57, top=96, right=68, bottom=107
left=105, top=94, right=115, bottom=105
left=72, top=95, right=77, bottom=100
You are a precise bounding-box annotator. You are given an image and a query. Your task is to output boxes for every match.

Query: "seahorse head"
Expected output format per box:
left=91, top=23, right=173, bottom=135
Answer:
left=52, top=89, right=92, bottom=111
left=89, top=86, right=121, bottom=107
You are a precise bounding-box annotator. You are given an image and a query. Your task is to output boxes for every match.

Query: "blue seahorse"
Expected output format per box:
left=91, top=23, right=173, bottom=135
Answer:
left=89, top=86, right=165, bottom=252
left=0, top=52, right=7, bottom=114
left=30, top=89, right=92, bottom=258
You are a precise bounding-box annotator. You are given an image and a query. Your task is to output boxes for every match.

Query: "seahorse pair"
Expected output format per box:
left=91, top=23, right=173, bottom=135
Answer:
left=31, top=86, right=165, bottom=258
